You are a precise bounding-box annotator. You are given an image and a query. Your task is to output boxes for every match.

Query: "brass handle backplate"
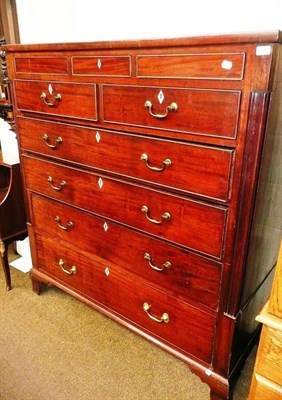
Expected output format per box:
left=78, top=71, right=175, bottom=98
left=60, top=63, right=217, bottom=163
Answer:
left=141, top=153, right=171, bottom=172
left=141, top=205, right=170, bottom=225
left=40, top=92, right=62, bottom=107
left=48, top=176, right=66, bottom=191
left=143, top=302, right=169, bottom=323
left=54, top=216, right=73, bottom=231
left=58, top=259, right=77, bottom=275
left=144, top=252, right=171, bottom=272
left=144, top=100, right=178, bottom=119
left=43, top=133, right=62, bottom=149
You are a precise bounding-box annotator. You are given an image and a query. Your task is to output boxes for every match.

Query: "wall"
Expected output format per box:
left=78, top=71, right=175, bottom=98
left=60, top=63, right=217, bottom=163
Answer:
left=16, top=0, right=282, bottom=44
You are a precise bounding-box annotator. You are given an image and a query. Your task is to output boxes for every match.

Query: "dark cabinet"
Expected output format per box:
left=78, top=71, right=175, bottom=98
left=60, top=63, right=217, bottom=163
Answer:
left=0, top=151, right=26, bottom=290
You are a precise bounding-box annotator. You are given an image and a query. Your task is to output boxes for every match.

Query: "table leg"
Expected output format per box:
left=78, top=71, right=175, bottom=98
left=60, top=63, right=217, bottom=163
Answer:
left=0, top=240, right=12, bottom=290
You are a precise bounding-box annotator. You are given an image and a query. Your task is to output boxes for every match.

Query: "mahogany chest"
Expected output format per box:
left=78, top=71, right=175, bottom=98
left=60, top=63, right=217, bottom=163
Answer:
left=4, top=31, right=282, bottom=399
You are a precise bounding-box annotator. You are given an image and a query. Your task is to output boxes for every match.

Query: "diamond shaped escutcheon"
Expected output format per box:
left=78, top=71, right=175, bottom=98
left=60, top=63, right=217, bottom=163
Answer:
left=98, top=177, right=103, bottom=189
left=95, top=131, right=101, bottom=143
left=48, top=83, right=53, bottom=95
left=158, top=90, right=164, bottom=104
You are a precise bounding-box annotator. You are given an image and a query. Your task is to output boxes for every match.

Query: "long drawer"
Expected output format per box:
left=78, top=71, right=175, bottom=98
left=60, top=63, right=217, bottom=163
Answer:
left=31, top=194, right=222, bottom=310
left=23, top=156, right=228, bottom=259
left=35, top=233, right=216, bottom=363
left=102, top=84, right=241, bottom=139
left=14, top=80, right=97, bottom=121
left=18, top=116, right=234, bottom=201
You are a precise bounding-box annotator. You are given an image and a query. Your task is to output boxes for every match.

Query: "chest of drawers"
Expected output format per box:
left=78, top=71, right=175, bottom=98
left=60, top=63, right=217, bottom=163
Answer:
left=248, top=241, right=282, bottom=399
left=4, top=31, right=282, bottom=400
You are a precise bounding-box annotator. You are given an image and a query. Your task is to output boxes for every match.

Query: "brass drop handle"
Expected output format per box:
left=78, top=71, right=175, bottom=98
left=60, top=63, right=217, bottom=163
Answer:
left=40, top=92, right=62, bottom=107
left=48, top=176, right=66, bottom=191
left=144, top=100, right=178, bottom=119
left=144, top=253, right=171, bottom=272
left=54, top=216, right=73, bottom=231
left=43, top=133, right=62, bottom=149
left=141, top=153, right=172, bottom=172
left=143, top=302, right=169, bottom=323
left=141, top=205, right=171, bottom=225
left=58, top=259, right=77, bottom=275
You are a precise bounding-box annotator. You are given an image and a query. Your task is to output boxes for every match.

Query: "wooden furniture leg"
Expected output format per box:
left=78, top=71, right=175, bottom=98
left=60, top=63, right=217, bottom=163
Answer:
left=0, top=240, right=11, bottom=290
left=210, top=390, right=232, bottom=400
left=31, top=275, right=44, bottom=295
left=210, top=392, right=226, bottom=400
left=12, top=240, right=18, bottom=254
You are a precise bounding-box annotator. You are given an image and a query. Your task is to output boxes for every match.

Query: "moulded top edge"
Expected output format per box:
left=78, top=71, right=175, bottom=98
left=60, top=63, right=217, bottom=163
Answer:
left=2, top=30, right=281, bottom=53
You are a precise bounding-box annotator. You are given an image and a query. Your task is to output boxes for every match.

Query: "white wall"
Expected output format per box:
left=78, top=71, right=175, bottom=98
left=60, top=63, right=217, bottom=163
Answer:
left=16, top=0, right=282, bottom=44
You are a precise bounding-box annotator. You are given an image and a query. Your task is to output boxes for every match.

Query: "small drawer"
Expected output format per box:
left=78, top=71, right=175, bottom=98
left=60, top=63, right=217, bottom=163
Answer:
left=18, top=117, right=234, bottom=202
left=72, top=55, right=131, bottom=76
left=15, top=56, right=69, bottom=75
left=14, top=79, right=97, bottom=121
left=256, top=325, right=282, bottom=385
left=35, top=233, right=215, bottom=363
left=102, top=84, right=241, bottom=139
left=137, top=53, right=245, bottom=80
left=31, top=194, right=222, bottom=310
left=23, top=156, right=227, bottom=259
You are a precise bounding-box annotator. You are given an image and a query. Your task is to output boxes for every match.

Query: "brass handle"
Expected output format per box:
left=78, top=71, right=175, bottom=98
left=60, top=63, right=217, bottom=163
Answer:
left=40, top=92, right=62, bottom=107
left=58, top=259, right=76, bottom=275
left=144, top=100, right=178, bottom=119
left=43, top=133, right=62, bottom=149
left=144, top=253, right=171, bottom=272
left=141, top=153, right=171, bottom=172
left=143, top=302, right=169, bottom=323
left=54, top=216, right=73, bottom=231
left=141, top=205, right=171, bottom=225
left=48, top=176, right=66, bottom=191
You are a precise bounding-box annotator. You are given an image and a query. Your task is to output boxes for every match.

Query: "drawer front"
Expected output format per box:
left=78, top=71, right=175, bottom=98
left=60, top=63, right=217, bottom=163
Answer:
left=31, top=194, right=222, bottom=310
left=72, top=56, right=131, bottom=76
left=256, top=326, right=282, bottom=385
left=19, top=117, right=234, bottom=201
left=35, top=233, right=215, bottom=363
left=14, top=80, right=97, bottom=121
left=137, top=53, right=245, bottom=80
left=15, top=56, right=69, bottom=75
left=24, top=156, right=227, bottom=258
left=102, top=84, right=241, bottom=139
left=250, top=374, right=282, bottom=400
